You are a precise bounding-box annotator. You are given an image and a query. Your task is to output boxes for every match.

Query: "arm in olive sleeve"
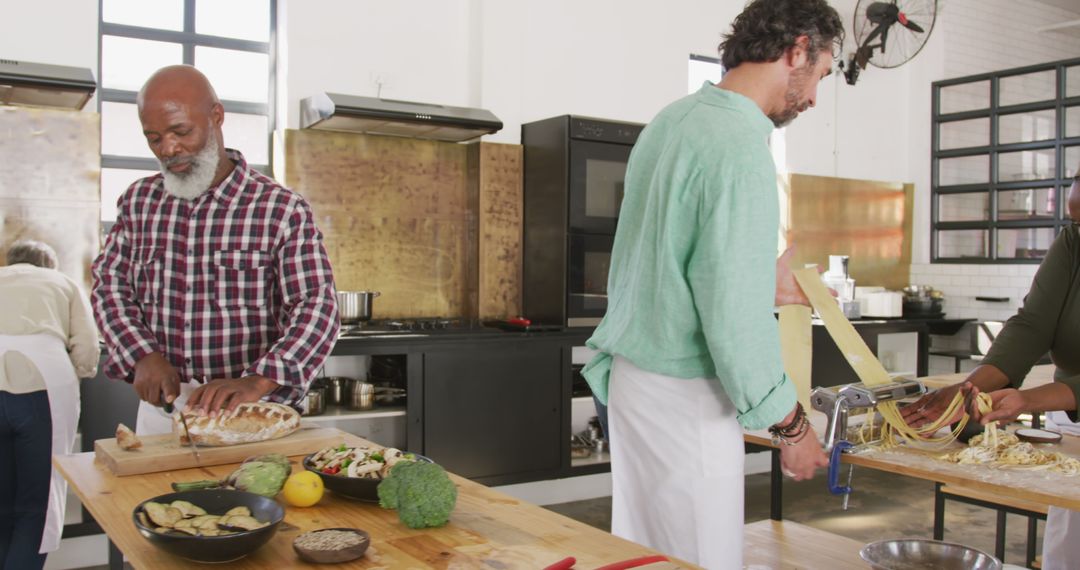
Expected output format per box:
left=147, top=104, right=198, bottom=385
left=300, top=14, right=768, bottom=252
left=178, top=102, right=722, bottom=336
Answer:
left=982, top=231, right=1074, bottom=387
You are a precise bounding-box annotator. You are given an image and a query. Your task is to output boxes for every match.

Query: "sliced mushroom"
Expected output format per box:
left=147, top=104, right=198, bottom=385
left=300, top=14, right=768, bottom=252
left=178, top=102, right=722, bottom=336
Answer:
left=383, top=448, right=405, bottom=467
left=348, top=460, right=381, bottom=478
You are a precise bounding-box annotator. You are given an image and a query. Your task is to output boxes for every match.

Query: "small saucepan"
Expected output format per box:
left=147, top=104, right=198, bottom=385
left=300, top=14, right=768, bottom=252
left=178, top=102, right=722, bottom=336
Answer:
left=336, top=291, right=380, bottom=324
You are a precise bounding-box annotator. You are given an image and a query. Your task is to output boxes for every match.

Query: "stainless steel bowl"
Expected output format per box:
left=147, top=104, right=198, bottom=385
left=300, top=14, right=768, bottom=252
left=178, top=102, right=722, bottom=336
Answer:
left=336, top=291, right=380, bottom=324
left=860, top=539, right=1002, bottom=570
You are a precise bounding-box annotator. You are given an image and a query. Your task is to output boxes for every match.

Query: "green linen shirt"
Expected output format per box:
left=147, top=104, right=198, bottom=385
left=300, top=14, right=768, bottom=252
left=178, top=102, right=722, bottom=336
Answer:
left=982, top=224, right=1080, bottom=420
left=582, top=82, right=795, bottom=431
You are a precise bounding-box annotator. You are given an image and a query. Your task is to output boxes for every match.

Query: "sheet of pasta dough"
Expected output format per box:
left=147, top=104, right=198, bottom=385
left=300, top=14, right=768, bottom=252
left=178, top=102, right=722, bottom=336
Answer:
left=790, top=267, right=893, bottom=387
left=779, top=304, right=813, bottom=411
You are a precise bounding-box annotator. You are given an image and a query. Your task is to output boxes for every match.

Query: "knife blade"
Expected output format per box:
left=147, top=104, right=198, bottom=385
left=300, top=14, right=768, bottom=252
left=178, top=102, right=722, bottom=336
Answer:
left=163, top=399, right=202, bottom=466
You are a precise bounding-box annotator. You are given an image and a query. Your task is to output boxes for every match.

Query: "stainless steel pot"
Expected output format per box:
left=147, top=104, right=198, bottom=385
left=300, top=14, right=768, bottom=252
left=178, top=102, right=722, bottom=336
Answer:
left=318, top=376, right=356, bottom=406
left=303, top=386, right=326, bottom=416
left=347, top=381, right=375, bottom=411
left=337, top=290, right=380, bottom=324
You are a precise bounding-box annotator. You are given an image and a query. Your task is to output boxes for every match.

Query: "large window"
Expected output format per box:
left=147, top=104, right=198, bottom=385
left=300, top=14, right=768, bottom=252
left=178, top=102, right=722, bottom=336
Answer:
left=688, top=54, right=723, bottom=94
left=98, top=0, right=275, bottom=226
left=931, top=57, right=1080, bottom=263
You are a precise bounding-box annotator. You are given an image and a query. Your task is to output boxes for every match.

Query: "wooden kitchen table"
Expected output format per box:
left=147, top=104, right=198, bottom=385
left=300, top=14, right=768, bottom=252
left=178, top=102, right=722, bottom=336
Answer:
left=56, top=432, right=700, bottom=570
left=746, top=364, right=1079, bottom=520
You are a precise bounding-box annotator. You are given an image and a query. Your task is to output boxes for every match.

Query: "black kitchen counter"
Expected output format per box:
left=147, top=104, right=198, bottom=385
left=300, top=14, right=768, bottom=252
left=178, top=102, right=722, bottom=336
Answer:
left=330, top=327, right=594, bottom=356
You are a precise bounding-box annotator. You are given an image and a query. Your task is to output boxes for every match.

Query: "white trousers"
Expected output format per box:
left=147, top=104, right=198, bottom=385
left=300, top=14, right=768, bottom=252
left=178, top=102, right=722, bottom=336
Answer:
left=609, top=356, right=744, bottom=569
left=135, top=382, right=198, bottom=436
left=1041, top=412, right=1080, bottom=570
left=0, top=334, right=79, bottom=554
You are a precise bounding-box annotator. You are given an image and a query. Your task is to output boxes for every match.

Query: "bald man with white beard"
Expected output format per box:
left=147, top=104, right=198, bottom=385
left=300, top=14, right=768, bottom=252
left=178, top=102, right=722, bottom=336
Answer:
left=92, top=65, right=340, bottom=434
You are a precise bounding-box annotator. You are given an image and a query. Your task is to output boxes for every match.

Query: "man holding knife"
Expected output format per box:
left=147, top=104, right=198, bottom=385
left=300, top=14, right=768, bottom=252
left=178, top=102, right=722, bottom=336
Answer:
left=92, top=65, right=339, bottom=433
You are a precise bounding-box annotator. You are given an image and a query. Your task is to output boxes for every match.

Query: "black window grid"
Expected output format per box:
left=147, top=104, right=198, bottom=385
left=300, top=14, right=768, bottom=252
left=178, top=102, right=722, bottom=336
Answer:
left=931, top=56, right=1080, bottom=264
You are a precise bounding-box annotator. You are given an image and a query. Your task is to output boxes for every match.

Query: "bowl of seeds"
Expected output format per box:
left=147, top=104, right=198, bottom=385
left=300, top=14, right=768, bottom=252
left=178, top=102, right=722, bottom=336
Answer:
left=293, top=527, right=371, bottom=564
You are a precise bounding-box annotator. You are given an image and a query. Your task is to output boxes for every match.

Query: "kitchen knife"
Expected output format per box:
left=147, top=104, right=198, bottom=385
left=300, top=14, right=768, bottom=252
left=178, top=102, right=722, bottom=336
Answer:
left=163, top=398, right=202, bottom=466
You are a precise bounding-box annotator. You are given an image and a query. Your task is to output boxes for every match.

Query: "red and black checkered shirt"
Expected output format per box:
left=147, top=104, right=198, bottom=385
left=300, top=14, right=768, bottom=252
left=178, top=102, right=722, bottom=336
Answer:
left=92, top=149, right=339, bottom=407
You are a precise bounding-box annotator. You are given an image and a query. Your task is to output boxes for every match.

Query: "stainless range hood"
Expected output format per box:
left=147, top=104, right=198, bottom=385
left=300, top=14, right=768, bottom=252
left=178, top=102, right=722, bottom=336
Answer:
left=0, top=59, right=96, bottom=110
left=300, top=92, right=502, bottom=142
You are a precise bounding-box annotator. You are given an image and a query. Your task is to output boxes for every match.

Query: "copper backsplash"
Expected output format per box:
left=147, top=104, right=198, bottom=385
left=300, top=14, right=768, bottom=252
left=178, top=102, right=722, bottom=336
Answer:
left=278, top=130, right=522, bottom=320
left=782, top=173, right=913, bottom=291
left=0, top=106, right=100, bottom=288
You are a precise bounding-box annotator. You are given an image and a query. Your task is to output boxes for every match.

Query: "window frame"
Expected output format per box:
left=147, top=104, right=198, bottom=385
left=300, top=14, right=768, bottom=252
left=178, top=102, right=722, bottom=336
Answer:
left=97, top=0, right=277, bottom=207
left=931, top=56, right=1080, bottom=264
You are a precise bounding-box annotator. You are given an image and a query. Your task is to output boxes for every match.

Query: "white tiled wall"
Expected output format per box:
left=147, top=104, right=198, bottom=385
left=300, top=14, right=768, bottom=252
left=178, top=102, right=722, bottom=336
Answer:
left=909, top=262, right=1039, bottom=322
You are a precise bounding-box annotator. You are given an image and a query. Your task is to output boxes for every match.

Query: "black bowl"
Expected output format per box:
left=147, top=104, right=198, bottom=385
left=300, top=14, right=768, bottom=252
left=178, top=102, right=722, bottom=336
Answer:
left=303, top=452, right=431, bottom=502
left=132, top=489, right=284, bottom=563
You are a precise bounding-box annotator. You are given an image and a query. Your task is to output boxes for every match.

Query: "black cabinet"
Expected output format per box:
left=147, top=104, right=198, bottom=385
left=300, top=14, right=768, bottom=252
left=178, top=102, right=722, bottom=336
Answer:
left=811, top=320, right=929, bottom=388
left=422, top=342, right=564, bottom=485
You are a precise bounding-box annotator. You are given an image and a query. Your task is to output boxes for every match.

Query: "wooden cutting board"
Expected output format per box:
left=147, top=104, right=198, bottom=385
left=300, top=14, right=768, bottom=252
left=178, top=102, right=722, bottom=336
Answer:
left=94, top=425, right=350, bottom=476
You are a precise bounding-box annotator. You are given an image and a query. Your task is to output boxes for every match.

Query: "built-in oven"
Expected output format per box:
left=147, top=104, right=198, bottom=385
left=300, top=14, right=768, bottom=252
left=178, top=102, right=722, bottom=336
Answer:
left=568, top=139, right=632, bottom=235
left=567, top=233, right=613, bottom=327
left=522, top=115, right=642, bottom=328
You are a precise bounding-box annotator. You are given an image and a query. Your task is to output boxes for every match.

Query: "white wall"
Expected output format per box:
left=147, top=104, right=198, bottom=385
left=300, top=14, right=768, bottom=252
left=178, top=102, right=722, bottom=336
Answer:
left=9, top=1, right=1080, bottom=301
left=0, top=0, right=98, bottom=72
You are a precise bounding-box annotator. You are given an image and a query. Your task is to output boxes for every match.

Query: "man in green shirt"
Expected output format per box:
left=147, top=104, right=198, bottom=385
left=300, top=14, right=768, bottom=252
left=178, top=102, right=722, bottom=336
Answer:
left=904, top=172, right=1080, bottom=569
left=581, top=0, right=842, bottom=566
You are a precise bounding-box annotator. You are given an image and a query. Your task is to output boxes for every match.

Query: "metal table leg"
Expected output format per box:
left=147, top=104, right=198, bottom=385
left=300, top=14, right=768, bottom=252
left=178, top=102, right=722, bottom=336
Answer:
left=1026, top=516, right=1039, bottom=568
left=770, top=448, right=783, bottom=521
left=995, top=510, right=1007, bottom=562
left=933, top=482, right=945, bottom=540
left=108, top=539, right=123, bottom=570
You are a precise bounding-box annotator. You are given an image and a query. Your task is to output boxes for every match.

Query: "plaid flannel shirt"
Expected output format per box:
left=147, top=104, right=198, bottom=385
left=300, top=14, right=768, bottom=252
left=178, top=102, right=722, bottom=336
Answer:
left=92, top=149, right=339, bottom=407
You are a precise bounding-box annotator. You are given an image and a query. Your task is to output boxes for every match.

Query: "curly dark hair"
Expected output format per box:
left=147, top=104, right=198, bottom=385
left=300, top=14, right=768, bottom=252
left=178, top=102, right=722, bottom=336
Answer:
left=719, top=0, right=844, bottom=70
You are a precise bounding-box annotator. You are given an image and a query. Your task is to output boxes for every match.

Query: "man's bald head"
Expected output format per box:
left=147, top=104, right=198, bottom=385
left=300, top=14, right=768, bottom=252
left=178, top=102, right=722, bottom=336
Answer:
left=137, top=65, right=231, bottom=200
left=136, top=65, right=220, bottom=113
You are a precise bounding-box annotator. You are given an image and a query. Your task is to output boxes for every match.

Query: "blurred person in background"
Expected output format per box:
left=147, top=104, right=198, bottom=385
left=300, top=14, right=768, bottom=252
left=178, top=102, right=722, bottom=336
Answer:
left=0, top=239, right=99, bottom=569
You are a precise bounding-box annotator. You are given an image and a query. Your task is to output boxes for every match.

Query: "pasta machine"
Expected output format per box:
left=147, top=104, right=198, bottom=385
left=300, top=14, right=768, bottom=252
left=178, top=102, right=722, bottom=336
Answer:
left=810, top=378, right=925, bottom=499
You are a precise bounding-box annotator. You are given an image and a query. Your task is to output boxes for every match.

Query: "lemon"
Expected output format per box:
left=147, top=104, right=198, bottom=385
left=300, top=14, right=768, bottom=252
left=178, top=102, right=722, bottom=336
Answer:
left=282, top=471, right=324, bottom=507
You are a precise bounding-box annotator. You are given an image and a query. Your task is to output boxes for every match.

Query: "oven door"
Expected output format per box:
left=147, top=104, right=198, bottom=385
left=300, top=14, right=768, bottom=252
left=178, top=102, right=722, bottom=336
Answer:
left=567, top=233, right=614, bottom=327
left=569, top=140, right=631, bottom=235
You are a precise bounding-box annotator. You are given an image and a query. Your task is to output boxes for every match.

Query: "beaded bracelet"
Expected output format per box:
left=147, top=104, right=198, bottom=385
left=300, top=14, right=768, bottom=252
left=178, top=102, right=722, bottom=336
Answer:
left=769, top=403, right=809, bottom=446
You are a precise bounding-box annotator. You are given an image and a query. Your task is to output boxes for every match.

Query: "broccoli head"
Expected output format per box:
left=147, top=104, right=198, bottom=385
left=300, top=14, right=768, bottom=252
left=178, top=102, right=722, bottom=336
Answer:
left=377, top=461, right=457, bottom=529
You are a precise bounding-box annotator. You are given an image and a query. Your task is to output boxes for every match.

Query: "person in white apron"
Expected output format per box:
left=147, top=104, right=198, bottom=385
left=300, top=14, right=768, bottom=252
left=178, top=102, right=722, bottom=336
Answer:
left=1042, top=412, right=1080, bottom=569
left=0, top=240, right=99, bottom=569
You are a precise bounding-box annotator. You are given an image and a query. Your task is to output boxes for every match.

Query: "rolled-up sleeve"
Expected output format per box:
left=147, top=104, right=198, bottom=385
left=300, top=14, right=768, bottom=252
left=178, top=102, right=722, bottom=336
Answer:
left=244, top=198, right=339, bottom=404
